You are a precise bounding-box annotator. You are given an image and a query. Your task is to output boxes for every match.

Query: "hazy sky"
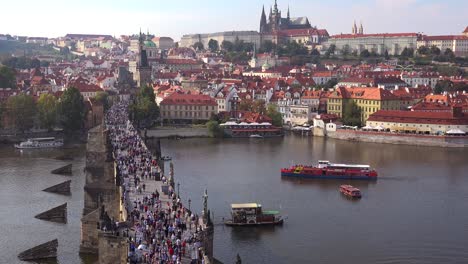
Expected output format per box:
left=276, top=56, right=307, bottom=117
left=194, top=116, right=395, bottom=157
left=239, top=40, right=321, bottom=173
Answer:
left=1, top=0, right=467, bottom=40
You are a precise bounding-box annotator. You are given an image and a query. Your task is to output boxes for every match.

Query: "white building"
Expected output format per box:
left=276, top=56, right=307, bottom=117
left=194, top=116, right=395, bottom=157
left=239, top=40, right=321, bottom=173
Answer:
left=417, top=35, right=468, bottom=57
left=180, top=31, right=261, bottom=49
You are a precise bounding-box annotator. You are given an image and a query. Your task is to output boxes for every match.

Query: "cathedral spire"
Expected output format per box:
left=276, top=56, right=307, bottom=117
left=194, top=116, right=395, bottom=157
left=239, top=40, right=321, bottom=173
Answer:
left=359, top=21, right=364, bottom=35
left=287, top=5, right=290, bottom=20
left=273, top=0, right=278, bottom=14
left=260, top=5, right=267, bottom=33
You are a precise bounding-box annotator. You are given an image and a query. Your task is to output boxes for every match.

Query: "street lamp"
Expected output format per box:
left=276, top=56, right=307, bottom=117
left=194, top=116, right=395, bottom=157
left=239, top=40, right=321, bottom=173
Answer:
left=188, top=198, right=191, bottom=211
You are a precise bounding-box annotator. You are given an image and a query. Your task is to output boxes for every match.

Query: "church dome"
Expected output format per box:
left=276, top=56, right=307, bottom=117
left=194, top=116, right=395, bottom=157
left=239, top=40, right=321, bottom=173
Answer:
left=144, top=40, right=156, bottom=48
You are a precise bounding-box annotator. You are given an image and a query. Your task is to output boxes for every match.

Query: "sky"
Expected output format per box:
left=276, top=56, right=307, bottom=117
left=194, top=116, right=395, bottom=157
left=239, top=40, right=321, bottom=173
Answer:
left=1, top=0, right=467, bottom=40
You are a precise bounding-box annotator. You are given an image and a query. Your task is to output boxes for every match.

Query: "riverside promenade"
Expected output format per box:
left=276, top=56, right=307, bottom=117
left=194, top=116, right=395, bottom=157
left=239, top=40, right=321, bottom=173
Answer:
left=80, top=101, right=214, bottom=264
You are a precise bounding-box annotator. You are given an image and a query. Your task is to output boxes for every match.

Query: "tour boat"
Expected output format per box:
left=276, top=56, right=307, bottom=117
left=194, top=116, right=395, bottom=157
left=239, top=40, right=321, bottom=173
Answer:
left=340, top=185, right=362, bottom=198
left=249, top=134, right=264, bottom=138
left=224, top=203, right=284, bottom=226
left=281, top=160, right=378, bottom=180
left=14, top=137, right=64, bottom=149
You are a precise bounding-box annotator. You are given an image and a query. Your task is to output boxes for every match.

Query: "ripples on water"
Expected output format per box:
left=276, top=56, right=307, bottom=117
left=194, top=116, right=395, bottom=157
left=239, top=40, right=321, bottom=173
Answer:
left=0, top=144, right=96, bottom=264
left=158, top=135, right=468, bottom=264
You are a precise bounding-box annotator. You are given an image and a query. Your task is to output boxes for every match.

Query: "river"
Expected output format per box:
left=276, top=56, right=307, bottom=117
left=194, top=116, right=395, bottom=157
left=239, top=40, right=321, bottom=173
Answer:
left=0, top=144, right=96, bottom=264
left=158, top=135, right=468, bottom=264
left=1, top=136, right=468, bottom=264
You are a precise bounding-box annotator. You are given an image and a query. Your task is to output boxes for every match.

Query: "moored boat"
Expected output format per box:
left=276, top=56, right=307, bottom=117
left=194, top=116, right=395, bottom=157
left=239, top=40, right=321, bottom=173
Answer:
left=249, top=134, right=264, bottom=138
left=281, top=160, right=378, bottom=180
left=340, top=185, right=362, bottom=198
left=14, top=137, right=64, bottom=149
left=224, top=203, right=284, bottom=226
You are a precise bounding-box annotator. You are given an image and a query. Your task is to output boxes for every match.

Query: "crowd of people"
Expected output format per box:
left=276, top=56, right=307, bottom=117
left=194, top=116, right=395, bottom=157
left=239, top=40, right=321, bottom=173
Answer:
left=105, top=102, right=206, bottom=264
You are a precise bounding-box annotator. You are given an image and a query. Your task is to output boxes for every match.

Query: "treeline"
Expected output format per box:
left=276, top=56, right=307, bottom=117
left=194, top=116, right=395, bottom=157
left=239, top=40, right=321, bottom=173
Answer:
left=0, top=88, right=110, bottom=133
left=1, top=56, right=50, bottom=69
left=0, top=66, right=16, bottom=88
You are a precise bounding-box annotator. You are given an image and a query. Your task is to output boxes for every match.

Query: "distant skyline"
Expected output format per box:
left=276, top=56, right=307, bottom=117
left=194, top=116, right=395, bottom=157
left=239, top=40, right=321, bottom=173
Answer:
left=1, top=0, right=467, bottom=41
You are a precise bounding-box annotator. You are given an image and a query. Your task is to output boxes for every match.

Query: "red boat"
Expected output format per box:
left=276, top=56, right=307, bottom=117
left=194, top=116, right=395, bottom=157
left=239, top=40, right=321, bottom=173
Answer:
left=281, top=160, right=378, bottom=180
left=340, top=185, right=362, bottom=198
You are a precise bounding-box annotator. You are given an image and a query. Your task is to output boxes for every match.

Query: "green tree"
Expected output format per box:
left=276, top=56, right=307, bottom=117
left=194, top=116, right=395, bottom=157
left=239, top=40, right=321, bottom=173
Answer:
left=400, top=47, right=414, bottom=58
left=192, top=42, right=204, bottom=51
left=221, top=40, right=234, bottom=52
left=208, top=39, right=219, bottom=52
left=31, top=58, right=41, bottom=68
left=206, top=120, right=224, bottom=138
left=417, top=45, right=429, bottom=55
left=130, top=85, right=159, bottom=128
left=341, top=45, right=350, bottom=57
left=384, top=50, right=390, bottom=60
left=37, top=93, right=58, bottom=131
left=342, top=100, right=362, bottom=127
left=252, top=100, right=266, bottom=114
left=58, top=87, right=86, bottom=132
left=266, top=104, right=283, bottom=127
left=310, top=49, right=320, bottom=56
left=94, top=91, right=111, bottom=111
left=430, top=45, right=441, bottom=55
left=0, top=66, right=16, bottom=88
left=6, top=94, right=36, bottom=133
left=360, top=49, right=370, bottom=58
left=261, top=40, right=276, bottom=53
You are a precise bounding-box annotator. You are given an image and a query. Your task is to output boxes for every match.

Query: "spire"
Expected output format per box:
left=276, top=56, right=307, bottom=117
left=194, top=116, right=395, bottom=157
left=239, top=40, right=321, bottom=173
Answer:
left=287, top=5, right=290, bottom=20
left=359, top=21, right=364, bottom=35
left=352, top=20, right=357, bottom=35
left=273, top=0, right=278, bottom=14
left=260, top=5, right=267, bottom=33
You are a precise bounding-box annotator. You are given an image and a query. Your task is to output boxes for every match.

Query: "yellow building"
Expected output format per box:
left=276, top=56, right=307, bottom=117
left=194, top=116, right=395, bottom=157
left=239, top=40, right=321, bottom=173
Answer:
left=327, top=87, right=401, bottom=124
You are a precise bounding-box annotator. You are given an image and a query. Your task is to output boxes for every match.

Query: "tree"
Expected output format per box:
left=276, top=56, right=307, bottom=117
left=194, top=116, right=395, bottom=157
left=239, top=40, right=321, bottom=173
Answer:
left=130, top=85, right=159, bottom=128
left=444, top=48, right=455, bottom=58
left=221, top=40, right=234, bottom=52
left=434, top=80, right=451, bottom=94
left=0, top=66, right=16, bottom=88
left=417, top=45, right=429, bottom=55
left=58, top=87, right=86, bottom=132
left=94, top=91, right=111, bottom=111
left=400, top=47, right=414, bottom=58
left=327, top=44, right=336, bottom=54
left=252, top=100, right=266, bottom=114
left=37, top=93, right=58, bottom=131
left=206, top=120, right=224, bottom=138
left=310, top=49, right=320, bottom=56
left=384, top=50, right=390, bottom=60
left=208, top=39, right=219, bottom=52
left=192, top=42, right=204, bottom=51
left=236, top=254, right=242, bottom=264
left=360, top=49, right=370, bottom=58
left=261, top=40, right=276, bottom=53
left=342, top=100, right=362, bottom=127
left=266, top=104, right=283, bottom=127
left=430, top=45, right=441, bottom=55
left=239, top=100, right=253, bottom=112
left=31, top=58, right=41, bottom=68
left=341, top=45, right=350, bottom=57
left=6, top=94, right=36, bottom=133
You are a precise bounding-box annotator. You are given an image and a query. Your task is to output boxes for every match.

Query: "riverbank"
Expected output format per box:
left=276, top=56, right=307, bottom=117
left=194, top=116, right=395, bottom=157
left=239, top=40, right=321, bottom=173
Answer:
left=327, top=130, right=468, bottom=148
left=144, top=127, right=210, bottom=139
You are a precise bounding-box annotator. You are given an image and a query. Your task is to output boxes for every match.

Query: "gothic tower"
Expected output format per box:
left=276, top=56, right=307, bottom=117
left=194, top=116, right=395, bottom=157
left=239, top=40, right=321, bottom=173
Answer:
left=359, top=22, right=364, bottom=35
left=135, top=30, right=151, bottom=87
left=260, top=5, right=267, bottom=33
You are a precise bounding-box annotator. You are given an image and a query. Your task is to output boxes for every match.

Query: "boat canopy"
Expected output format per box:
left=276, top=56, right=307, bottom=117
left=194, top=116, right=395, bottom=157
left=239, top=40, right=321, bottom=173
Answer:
left=263, top=210, right=280, bottom=215
left=446, top=129, right=466, bottom=135
left=260, top=122, right=272, bottom=126
left=231, top=203, right=262, bottom=209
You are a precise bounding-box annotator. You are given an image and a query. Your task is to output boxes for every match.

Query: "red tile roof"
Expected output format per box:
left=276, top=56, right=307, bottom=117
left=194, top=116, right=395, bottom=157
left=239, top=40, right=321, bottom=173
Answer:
left=368, top=109, right=468, bottom=125
left=332, top=33, right=419, bottom=39
left=330, top=87, right=399, bottom=100
left=420, top=35, right=468, bottom=41
left=160, top=93, right=217, bottom=106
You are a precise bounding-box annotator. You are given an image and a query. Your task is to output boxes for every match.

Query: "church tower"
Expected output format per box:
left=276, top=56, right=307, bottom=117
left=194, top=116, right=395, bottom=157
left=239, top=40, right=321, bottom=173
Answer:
left=352, top=21, right=358, bottom=35
left=260, top=5, right=267, bottom=33
left=359, top=22, right=364, bottom=35
left=135, top=30, right=152, bottom=87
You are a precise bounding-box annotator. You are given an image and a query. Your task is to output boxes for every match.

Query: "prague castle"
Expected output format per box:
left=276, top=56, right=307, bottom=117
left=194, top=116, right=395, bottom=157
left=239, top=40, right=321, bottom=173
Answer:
left=180, top=1, right=328, bottom=49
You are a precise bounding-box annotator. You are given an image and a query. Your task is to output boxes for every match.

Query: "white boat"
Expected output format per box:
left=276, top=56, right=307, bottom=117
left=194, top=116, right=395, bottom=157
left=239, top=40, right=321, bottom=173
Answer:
left=249, top=134, right=264, bottom=138
left=14, top=137, right=64, bottom=149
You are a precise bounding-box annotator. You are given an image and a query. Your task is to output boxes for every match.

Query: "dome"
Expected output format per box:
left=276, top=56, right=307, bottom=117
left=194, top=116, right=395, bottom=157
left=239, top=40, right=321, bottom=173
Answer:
left=144, top=40, right=156, bottom=48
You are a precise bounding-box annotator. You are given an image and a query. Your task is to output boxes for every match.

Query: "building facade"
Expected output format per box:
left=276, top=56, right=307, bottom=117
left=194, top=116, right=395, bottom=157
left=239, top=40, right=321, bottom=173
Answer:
left=328, top=87, right=402, bottom=123
left=160, top=93, right=218, bottom=122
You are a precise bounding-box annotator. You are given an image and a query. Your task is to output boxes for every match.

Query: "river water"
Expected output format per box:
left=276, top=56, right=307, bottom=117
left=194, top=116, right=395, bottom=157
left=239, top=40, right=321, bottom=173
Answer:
left=159, top=135, right=468, bottom=264
left=0, top=144, right=96, bottom=264
left=1, top=136, right=468, bottom=264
